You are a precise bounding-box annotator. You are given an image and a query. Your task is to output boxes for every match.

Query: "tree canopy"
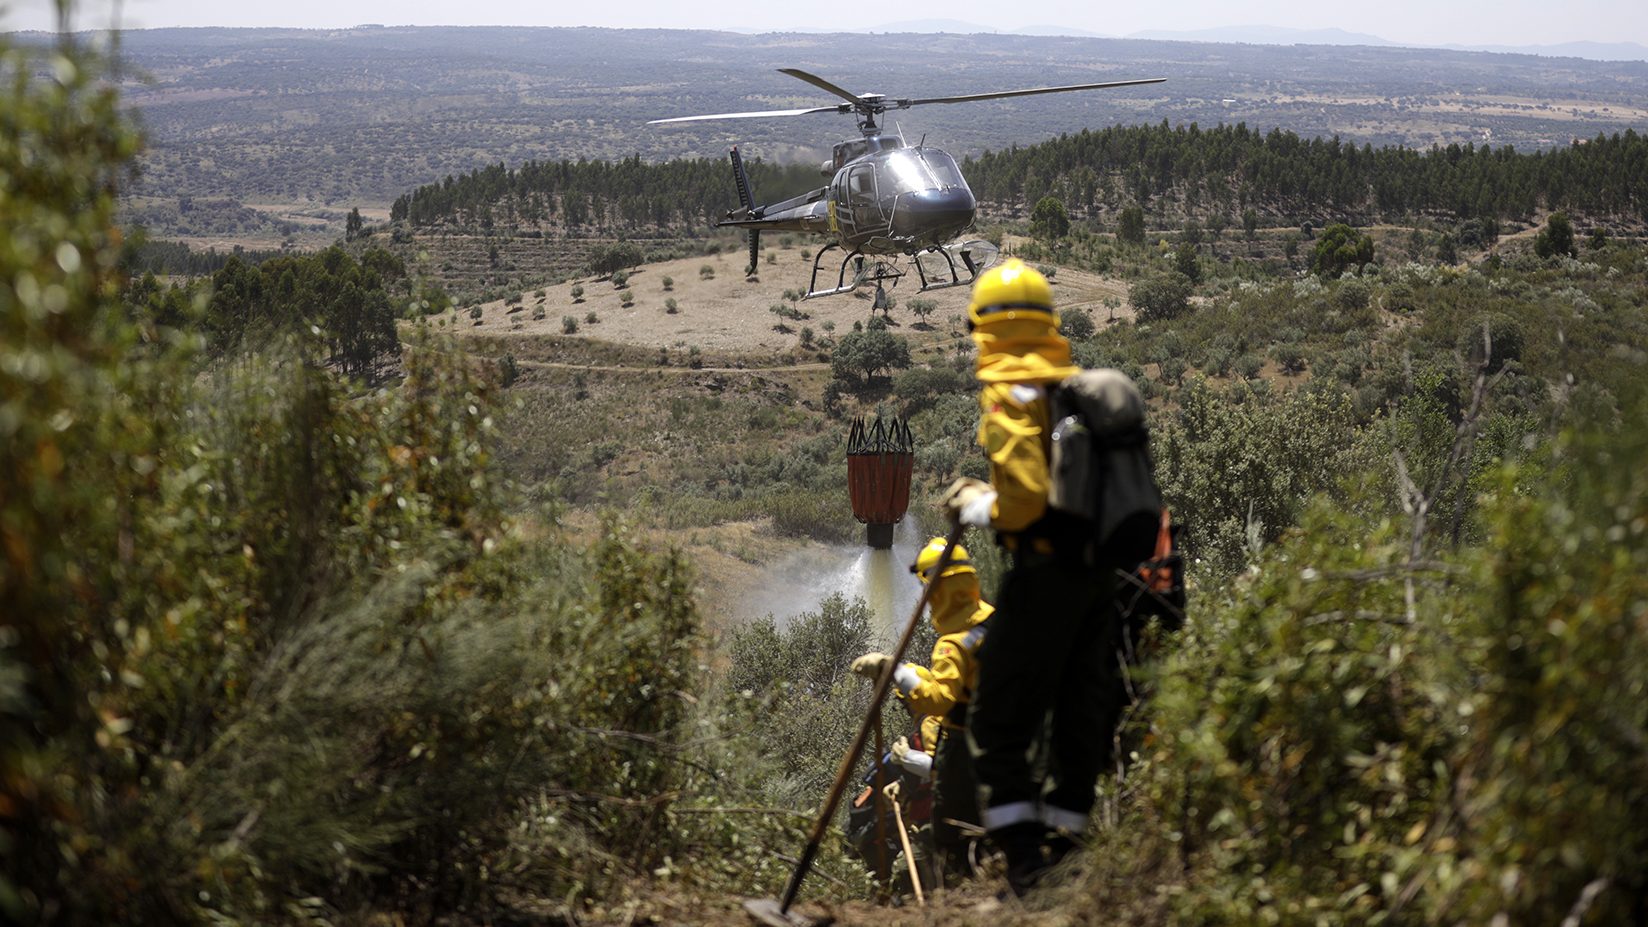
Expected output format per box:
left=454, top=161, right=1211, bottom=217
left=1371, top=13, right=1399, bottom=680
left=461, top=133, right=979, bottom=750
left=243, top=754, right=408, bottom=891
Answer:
left=1310, top=223, right=1376, bottom=278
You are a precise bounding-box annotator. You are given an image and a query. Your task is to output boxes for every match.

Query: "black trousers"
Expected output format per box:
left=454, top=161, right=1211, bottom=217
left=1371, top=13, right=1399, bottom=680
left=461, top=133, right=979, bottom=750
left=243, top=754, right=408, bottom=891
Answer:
left=966, top=546, right=1124, bottom=827
left=931, top=723, right=980, bottom=864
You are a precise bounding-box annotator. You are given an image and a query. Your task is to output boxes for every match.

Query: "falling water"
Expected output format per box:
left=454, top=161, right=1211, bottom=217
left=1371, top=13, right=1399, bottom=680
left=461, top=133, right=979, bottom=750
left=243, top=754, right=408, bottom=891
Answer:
left=731, top=515, right=926, bottom=643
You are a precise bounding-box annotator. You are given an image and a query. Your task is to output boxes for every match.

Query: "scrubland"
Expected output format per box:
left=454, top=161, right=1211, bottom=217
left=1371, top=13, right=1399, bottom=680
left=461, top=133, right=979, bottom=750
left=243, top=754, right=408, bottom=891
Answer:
left=8, top=31, right=1648, bottom=927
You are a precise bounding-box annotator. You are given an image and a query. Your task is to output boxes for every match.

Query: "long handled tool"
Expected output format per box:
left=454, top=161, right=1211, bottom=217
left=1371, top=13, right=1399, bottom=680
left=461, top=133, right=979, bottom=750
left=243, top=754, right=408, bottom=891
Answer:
left=744, top=523, right=965, bottom=927
left=883, top=780, right=925, bottom=906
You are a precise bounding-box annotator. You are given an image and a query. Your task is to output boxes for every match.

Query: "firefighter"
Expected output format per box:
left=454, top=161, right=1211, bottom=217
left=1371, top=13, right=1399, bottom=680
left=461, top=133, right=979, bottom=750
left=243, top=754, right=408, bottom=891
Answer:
left=941, top=258, right=1131, bottom=897
left=845, top=717, right=937, bottom=889
left=852, top=537, right=993, bottom=886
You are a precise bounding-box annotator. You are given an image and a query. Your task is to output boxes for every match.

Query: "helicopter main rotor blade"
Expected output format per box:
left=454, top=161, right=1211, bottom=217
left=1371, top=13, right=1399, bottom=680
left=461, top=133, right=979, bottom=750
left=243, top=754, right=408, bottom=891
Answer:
left=899, top=77, right=1166, bottom=108
left=648, top=105, right=845, bottom=125
left=777, top=68, right=867, bottom=105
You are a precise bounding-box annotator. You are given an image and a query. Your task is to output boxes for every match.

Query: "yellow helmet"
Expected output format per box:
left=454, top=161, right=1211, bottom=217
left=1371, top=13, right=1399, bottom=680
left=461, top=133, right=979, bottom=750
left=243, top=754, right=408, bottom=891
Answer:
left=967, top=258, right=1057, bottom=328
left=910, top=536, right=975, bottom=582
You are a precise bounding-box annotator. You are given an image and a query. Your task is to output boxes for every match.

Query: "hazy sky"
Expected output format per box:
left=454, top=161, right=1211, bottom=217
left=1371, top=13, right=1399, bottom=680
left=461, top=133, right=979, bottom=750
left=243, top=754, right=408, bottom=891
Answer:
left=8, top=0, right=1648, bottom=49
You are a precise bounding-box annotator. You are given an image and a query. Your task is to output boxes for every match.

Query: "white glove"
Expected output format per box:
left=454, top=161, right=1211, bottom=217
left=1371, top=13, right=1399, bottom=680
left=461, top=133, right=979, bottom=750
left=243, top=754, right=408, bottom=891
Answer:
left=892, top=664, right=921, bottom=695
left=891, top=736, right=933, bottom=779
left=941, top=477, right=996, bottom=528
left=851, top=652, right=891, bottom=679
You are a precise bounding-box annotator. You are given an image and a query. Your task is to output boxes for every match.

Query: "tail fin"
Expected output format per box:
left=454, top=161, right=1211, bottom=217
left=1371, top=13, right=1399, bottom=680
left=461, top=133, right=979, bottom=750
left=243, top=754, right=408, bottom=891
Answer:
left=730, top=146, right=755, bottom=212
left=729, top=147, right=760, bottom=276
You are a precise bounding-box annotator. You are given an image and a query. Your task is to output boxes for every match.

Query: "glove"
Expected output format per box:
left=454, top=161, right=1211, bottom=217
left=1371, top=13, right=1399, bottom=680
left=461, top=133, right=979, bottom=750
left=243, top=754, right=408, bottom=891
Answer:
left=941, top=477, right=996, bottom=528
left=890, top=736, right=912, bottom=765
left=891, top=736, right=933, bottom=779
left=851, top=652, right=892, bottom=679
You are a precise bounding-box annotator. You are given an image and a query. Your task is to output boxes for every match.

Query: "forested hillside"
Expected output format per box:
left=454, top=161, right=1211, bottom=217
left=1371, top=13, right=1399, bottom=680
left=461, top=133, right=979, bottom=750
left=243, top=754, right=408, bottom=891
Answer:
left=390, top=123, right=1648, bottom=238
left=390, top=155, right=822, bottom=230
left=965, top=122, right=1648, bottom=222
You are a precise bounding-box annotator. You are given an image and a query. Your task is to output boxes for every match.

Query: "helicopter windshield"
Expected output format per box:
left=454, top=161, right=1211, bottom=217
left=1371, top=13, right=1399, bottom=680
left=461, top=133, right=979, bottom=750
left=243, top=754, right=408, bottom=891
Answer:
left=882, top=148, right=967, bottom=193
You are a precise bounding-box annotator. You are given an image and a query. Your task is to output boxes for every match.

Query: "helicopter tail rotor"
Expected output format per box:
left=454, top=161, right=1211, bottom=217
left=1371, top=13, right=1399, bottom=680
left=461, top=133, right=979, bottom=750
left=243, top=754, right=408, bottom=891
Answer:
left=729, top=147, right=763, bottom=276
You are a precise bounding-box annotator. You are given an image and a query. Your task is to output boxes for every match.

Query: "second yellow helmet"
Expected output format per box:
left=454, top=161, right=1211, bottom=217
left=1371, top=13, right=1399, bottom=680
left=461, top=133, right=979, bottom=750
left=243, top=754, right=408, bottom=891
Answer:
left=910, top=536, right=976, bottom=582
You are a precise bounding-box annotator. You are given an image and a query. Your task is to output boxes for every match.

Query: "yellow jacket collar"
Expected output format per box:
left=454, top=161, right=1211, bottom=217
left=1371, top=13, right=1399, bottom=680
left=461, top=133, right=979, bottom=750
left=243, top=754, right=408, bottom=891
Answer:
left=931, top=581, right=991, bottom=635
left=972, top=323, right=1079, bottom=385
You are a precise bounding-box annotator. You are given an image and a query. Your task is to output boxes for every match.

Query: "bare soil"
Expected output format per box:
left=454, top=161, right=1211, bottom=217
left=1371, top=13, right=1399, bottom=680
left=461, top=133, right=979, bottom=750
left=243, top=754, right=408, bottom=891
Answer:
left=454, top=247, right=1135, bottom=356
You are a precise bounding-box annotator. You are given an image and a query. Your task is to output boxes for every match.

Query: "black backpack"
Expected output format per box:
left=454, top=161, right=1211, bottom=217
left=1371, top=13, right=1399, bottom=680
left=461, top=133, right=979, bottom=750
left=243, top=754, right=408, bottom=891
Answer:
left=1047, top=369, right=1186, bottom=628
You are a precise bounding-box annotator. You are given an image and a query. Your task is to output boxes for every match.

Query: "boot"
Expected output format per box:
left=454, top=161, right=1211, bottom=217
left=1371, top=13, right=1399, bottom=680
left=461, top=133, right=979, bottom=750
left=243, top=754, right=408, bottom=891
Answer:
left=940, top=844, right=972, bottom=888
left=1044, top=828, right=1085, bottom=869
left=989, top=822, right=1050, bottom=898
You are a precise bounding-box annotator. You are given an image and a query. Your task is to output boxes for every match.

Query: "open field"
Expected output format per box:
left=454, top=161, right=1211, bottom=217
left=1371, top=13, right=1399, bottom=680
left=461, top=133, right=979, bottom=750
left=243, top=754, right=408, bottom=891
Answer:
left=451, top=245, right=1131, bottom=354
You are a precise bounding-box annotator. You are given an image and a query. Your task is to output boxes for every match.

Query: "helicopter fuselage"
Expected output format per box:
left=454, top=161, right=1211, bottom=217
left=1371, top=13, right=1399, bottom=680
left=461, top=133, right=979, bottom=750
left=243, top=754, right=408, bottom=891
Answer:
left=652, top=67, right=1163, bottom=294
left=718, top=135, right=977, bottom=257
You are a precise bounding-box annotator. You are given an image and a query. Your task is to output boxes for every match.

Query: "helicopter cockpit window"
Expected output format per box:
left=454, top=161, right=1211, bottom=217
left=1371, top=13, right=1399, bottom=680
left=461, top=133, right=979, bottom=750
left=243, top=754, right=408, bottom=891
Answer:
left=920, top=150, right=966, bottom=189
left=883, top=149, right=966, bottom=192
left=849, top=166, right=875, bottom=197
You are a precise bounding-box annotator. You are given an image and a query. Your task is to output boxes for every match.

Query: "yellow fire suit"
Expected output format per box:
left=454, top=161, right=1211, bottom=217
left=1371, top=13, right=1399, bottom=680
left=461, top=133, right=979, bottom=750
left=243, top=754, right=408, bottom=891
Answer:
left=896, top=582, right=994, bottom=727
left=963, top=312, right=1126, bottom=881
left=892, top=575, right=994, bottom=881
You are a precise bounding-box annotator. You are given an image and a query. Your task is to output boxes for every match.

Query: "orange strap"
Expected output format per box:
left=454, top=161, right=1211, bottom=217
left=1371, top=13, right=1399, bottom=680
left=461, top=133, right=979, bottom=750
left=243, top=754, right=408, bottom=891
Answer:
left=1139, top=509, right=1175, bottom=593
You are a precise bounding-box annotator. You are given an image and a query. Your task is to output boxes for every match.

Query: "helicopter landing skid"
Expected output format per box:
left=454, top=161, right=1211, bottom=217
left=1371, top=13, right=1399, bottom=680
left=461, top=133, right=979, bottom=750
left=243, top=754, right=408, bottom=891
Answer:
left=912, top=244, right=986, bottom=292
left=801, top=245, right=905, bottom=300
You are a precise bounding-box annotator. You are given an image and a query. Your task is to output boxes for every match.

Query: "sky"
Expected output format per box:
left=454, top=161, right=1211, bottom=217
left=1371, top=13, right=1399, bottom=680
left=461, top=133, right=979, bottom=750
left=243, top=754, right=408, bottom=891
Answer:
left=6, top=0, right=1648, bottom=50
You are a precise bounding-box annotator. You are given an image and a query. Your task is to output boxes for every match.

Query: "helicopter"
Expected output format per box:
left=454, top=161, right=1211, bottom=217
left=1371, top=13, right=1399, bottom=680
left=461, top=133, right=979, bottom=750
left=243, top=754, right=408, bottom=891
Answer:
left=649, top=68, right=1164, bottom=300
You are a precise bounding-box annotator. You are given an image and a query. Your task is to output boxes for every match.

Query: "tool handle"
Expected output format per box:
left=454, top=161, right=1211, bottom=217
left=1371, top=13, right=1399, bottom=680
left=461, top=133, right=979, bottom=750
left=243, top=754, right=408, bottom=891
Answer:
left=886, top=783, right=925, bottom=906
left=779, top=523, right=966, bottom=912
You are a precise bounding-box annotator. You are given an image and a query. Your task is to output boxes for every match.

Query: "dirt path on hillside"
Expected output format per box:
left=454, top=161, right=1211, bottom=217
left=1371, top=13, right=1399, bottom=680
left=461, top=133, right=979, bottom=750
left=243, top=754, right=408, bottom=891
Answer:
left=515, top=358, right=830, bottom=375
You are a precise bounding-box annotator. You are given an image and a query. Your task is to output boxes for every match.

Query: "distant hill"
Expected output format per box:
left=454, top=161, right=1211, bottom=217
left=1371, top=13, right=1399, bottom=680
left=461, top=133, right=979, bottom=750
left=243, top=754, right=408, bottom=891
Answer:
left=1441, top=40, right=1648, bottom=62
left=1129, top=25, right=1395, bottom=47
left=84, top=25, right=1648, bottom=243
left=761, top=22, right=1648, bottom=62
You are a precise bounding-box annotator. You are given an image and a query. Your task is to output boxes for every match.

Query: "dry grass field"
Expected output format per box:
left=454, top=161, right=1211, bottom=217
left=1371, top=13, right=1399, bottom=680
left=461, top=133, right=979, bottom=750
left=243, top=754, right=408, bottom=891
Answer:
left=453, top=244, right=1133, bottom=356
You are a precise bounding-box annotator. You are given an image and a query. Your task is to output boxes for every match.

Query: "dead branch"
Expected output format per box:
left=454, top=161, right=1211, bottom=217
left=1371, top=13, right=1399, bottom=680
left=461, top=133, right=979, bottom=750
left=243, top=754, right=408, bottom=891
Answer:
left=668, top=807, right=814, bottom=820
left=541, top=787, right=681, bottom=808
left=1325, top=561, right=1464, bottom=582
left=1560, top=878, right=1610, bottom=927
left=1303, top=610, right=1413, bottom=628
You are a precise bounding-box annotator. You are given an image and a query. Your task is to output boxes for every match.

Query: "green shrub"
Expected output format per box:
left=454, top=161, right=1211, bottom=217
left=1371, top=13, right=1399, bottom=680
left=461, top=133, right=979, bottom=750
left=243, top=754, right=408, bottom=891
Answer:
left=1272, top=342, right=1308, bottom=374
left=1123, top=417, right=1648, bottom=924
left=562, top=315, right=578, bottom=334
left=1153, top=380, right=1367, bottom=577
left=587, top=241, right=644, bottom=276
left=892, top=364, right=968, bottom=415
left=1336, top=276, right=1372, bottom=311
left=1060, top=306, right=1096, bottom=341
left=1131, top=271, right=1193, bottom=321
